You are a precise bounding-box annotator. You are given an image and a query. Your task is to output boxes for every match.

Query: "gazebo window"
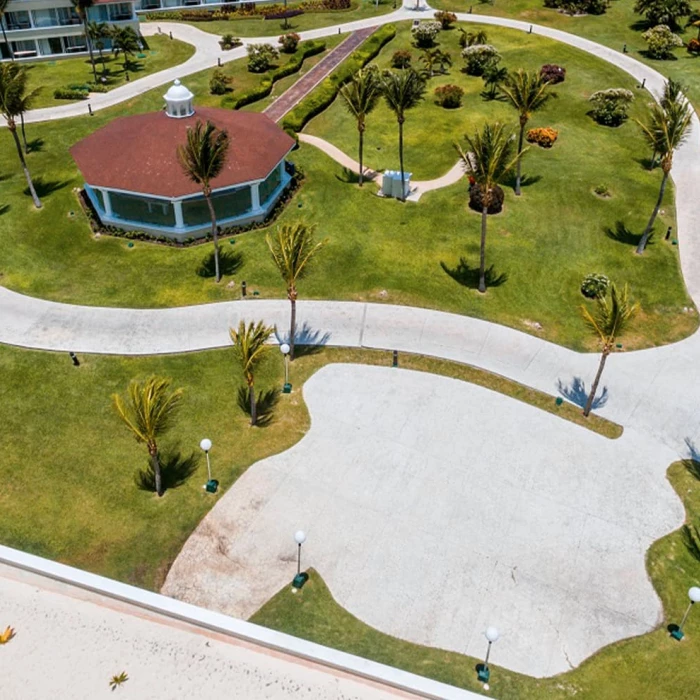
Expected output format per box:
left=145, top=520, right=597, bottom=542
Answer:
left=111, top=191, right=175, bottom=227
left=182, top=186, right=253, bottom=227
left=259, top=165, right=283, bottom=204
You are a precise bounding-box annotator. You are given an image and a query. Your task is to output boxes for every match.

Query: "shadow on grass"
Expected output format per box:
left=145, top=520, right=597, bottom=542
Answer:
left=480, top=90, right=507, bottom=102
left=440, top=258, right=508, bottom=289
left=23, top=177, right=71, bottom=198
left=557, top=376, right=608, bottom=410
left=501, top=172, right=542, bottom=190
left=335, top=166, right=379, bottom=185
left=0, top=204, right=9, bottom=217
left=682, top=524, right=700, bottom=562
left=196, top=249, right=244, bottom=278
left=135, top=448, right=200, bottom=493
left=683, top=438, right=700, bottom=479
left=275, top=322, right=331, bottom=358
left=26, top=138, right=45, bottom=154
left=605, top=221, right=654, bottom=247
left=237, top=386, right=280, bottom=427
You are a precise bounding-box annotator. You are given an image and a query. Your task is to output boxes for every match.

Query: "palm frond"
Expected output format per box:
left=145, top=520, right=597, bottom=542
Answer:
left=499, top=69, right=552, bottom=121
left=581, top=283, right=638, bottom=347
left=381, top=68, right=427, bottom=120
left=177, top=120, right=230, bottom=189
left=266, top=222, right=328, bottom=291
left=229, top=320, right=274, bottom=381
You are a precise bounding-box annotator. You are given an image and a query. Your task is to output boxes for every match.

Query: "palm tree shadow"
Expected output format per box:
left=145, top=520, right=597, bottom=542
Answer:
left=501, top=172, right=542, bottom=190
left=0, top=204, right=9, bottom=217
left=134, top=448, right=200, bottom=493
left=480, top=90, right=507, bottom=102
left=26, top=138, right=45, bottom=154
left=196, top=249, right=244, bottom=278
left=683, top=438, right=700, bottom=479
left=335, top=166, right=379, bottom=184
left=557, top=376, right=608, bottom=409
left=237, top=386, right=280, bottom=427
left=23, top=177, right=71, bottom=198
left=275, top=322, right=331, bottom=357
left=440, top=258, right=508, bottom=289
left=605, top=221, right=653, bottom=247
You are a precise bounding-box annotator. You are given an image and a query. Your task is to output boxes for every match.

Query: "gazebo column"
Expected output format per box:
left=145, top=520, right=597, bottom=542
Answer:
left=251, top=182, right=261, bottom=211
left=102, top=189, right=113, bottom=217
left=173, top=200, right=185, bottom=228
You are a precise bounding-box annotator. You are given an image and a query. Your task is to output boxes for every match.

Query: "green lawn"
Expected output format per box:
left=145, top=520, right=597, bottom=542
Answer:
left=142, top=0, right=395, bottom=38
left=430, top=0, right=700, bottom=109
left=252, top=461, right=700, bottom=700
left=24, top=35, right=195, bottom=109
left=0, top=344, right=616, bottom=589
left=0, top=22, right=694, bottom=350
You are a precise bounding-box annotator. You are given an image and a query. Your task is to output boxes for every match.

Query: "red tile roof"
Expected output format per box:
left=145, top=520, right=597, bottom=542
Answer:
left=70, top=108, right=295, bottom=198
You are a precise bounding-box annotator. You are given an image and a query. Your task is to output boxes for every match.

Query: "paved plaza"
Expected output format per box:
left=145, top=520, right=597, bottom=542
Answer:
left=163, top=364, right=684, bottom=677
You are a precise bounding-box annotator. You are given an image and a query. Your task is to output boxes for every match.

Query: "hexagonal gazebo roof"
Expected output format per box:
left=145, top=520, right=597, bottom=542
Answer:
left=70, top=107, right=295, bottom=199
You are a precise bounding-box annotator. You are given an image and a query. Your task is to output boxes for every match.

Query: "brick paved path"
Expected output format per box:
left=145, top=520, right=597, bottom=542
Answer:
left=264, top=26, right=377, bottom=123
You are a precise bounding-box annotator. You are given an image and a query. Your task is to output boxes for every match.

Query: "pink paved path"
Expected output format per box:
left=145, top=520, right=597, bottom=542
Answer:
left=264, top=26, right=377, bottom=122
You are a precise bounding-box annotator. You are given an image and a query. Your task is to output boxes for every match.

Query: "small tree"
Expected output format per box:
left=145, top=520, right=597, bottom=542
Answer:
left=71, top=0, right=98, bottom=82
left=482, top=63, right=508, bottom=100
left=434, top=10, right=457, bottom=29
left=177, top=120, right=230, bottom=282
left=381, top=68, right=427, bottom=202
left=391, top=50, right=413, bottom=69
left=462, top=44, right=501, bottom=76
left=580, top=284, right=637, bottom=417
left=88, top=21, right=111, bottom=77
left=266, top=222, right=328, bottom=361
left=459, top=28, right=488, bottom=48
left=634, top=0, right=691, bottom=29
left=642, top=24, right=683, bottom=58
left=635, top=85, right=692, bottom=253
left=111, top=26, right=140, bottom=72
left=278, top=32, right=300, bottom=53
left=229, top=321, right=274, bottom=427
left=247, top=44, right=279, bottom=73
left=338, top=66, right=382, bottom=187
left=411, top=21, right=441, bottom=48
left=435, top=84, right=464, bottom=108
left=419, top=48, right=452, bottom=78
left=588, top=88, right=634, bottom=126
left=112, top=376, right=183, bottom=497
left=209, top=69, right=232, bottom=95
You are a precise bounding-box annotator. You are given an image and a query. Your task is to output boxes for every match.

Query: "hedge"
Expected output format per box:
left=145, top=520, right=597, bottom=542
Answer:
left=282, top=24, right=396, bottom=133
left=231, top=40, right=326, bottom=109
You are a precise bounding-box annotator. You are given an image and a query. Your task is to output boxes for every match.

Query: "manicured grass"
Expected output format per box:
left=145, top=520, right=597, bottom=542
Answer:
left=251, top=461, right=700, bottom=700
left=0, top=22, right=695, bottom=349
left=0, top=344, right=615, bottom=589
left=430, top=0, right=700, bottom=109
left=24, top=35, right=195, bottom=109
left=142, top=0, right=394, bottom=38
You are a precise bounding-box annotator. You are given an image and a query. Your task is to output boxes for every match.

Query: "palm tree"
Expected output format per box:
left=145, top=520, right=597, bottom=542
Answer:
left=88, top=21, right=111, bottom=77
left=111, top=25, right=140, bottom=72
left=71, top=0, right=98, bottom=83
left=266, top=222, right=328, bottom=361
left=338, top=67, right=381, bottom=187
left=499, top=69, right=552, bottom=196
left=381, top=68, right=427, bottom=202
left=456, top=123, right=519, bottom=293
left=177, top=120, right=230, bottom=283
left=16, top=84, right=41, bottom=154
left=482, top=63, right=508, bottom=100
left=0, top=0, right=15, bottom=61
left=635, top=86, right=692, bottom=254
left=112, top=376, right=183, bottom=497
left=419, top=48, right=452, bottom=78
left=580, top=283, right=637, bottom=417
left=0, top=63, right=41, bottom=208
left=229, top=320, right=274, bottom=427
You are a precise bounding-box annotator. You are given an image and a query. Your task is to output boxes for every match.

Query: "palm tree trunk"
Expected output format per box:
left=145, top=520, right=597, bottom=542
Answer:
left=20, top=112, right=28, bottom=153
left=636, top=170, right=669, bottom=255
left=515, top=120, right=526, bottom=196
left=83, top=17, right=98, bottom=83
left=1, top=20, right=14, bottom=61
left=478, top=200, right=488, bottom=293
left=249, top=381, right=257, bottom=426
left=204, top=193, right=221, bottom=282
left=398, top=118, right=405, bottom=203
left=289, top=293, right=297, bottom=361
left=583, top=349, right=609, bottom=417
left=150, top=445, right=164, bottom=497
left=10, top=124, right=41, bottom=208
left=283, top=0, right=289, bottom=29
left=358, top=123, right=364, bottom=187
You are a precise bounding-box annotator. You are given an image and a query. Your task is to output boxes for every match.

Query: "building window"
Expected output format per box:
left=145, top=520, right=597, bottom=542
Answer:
left=182, top=186, right=252, bottom=227
left=110, top=191, right=175, bottom=227
left=32, top=9, right=58, bottom=28
left=259, top=165, right=283, bottom=205
left=64, top=35, right=87, bottom=53
left=10, top=40, right=37, bottom=58
left=38, top=37, right=65, bottom=56
left=57, top=7, right=81, bottom=26
left=5, top=11, right=31, bottom=30
left=109, top=3, right=134, bottom=21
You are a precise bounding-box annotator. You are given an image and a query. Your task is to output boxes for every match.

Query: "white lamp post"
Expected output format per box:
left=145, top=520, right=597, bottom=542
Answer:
left=200, top=438, right=217, bottom=493
left=672, top=586, right=700, bottom=640
left=478, top=626, right=500, bottom=685
left=294, top=530, right=306, bottom=576
left=280, top=343, right=291, bottom=393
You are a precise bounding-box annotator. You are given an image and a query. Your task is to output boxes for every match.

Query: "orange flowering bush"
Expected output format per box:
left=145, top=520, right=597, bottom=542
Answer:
left=526, top=127, right=559, bottom=148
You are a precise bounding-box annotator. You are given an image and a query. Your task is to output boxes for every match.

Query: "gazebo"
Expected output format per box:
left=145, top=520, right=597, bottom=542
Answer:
left=71, top=80, right=296, bottom=241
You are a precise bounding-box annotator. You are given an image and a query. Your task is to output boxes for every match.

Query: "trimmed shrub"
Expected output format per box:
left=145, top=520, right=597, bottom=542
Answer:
left=434, top=83, right=464, bottom=108
left=688, top=38, right=700, bottom=55
left=540, top=63, right=566, bottom=84
left=462, top=44, right=500, bottom=76
left=469, top=183, right=504, bottom=214
left=54, top=88, right=89, bottom=100
left=247, top=43, right=279, bottom=73
left=588, top=88, right=634, bottom=126
left=279, top=32, right=301, bottom=53
left=544, top=0, right=609, bottom=14
left=633, top=0, right=692, bottom=30
left=391, top=49, right=413, bottom=68
left=220, top=34, right=242, bottom=50
left=642, top=24, right=683, bottom=58
left=594, top=183, right=611, bottom=196
left=526, top=126, right=559, bottom=147
left=264, top=8, right=304, bottom=20
left=209, top=69, right=232, bottom=95
left=581, top=273, right=610, bottom=299
left=282, top=24, right=396, bottom=133
left=434, top=10, right=457, bottom=29
left=412, top=21, right=441, bottom=48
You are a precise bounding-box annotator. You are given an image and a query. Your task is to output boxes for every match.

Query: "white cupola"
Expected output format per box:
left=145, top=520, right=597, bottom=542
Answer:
left=163, top=79, right=194, bottom=118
